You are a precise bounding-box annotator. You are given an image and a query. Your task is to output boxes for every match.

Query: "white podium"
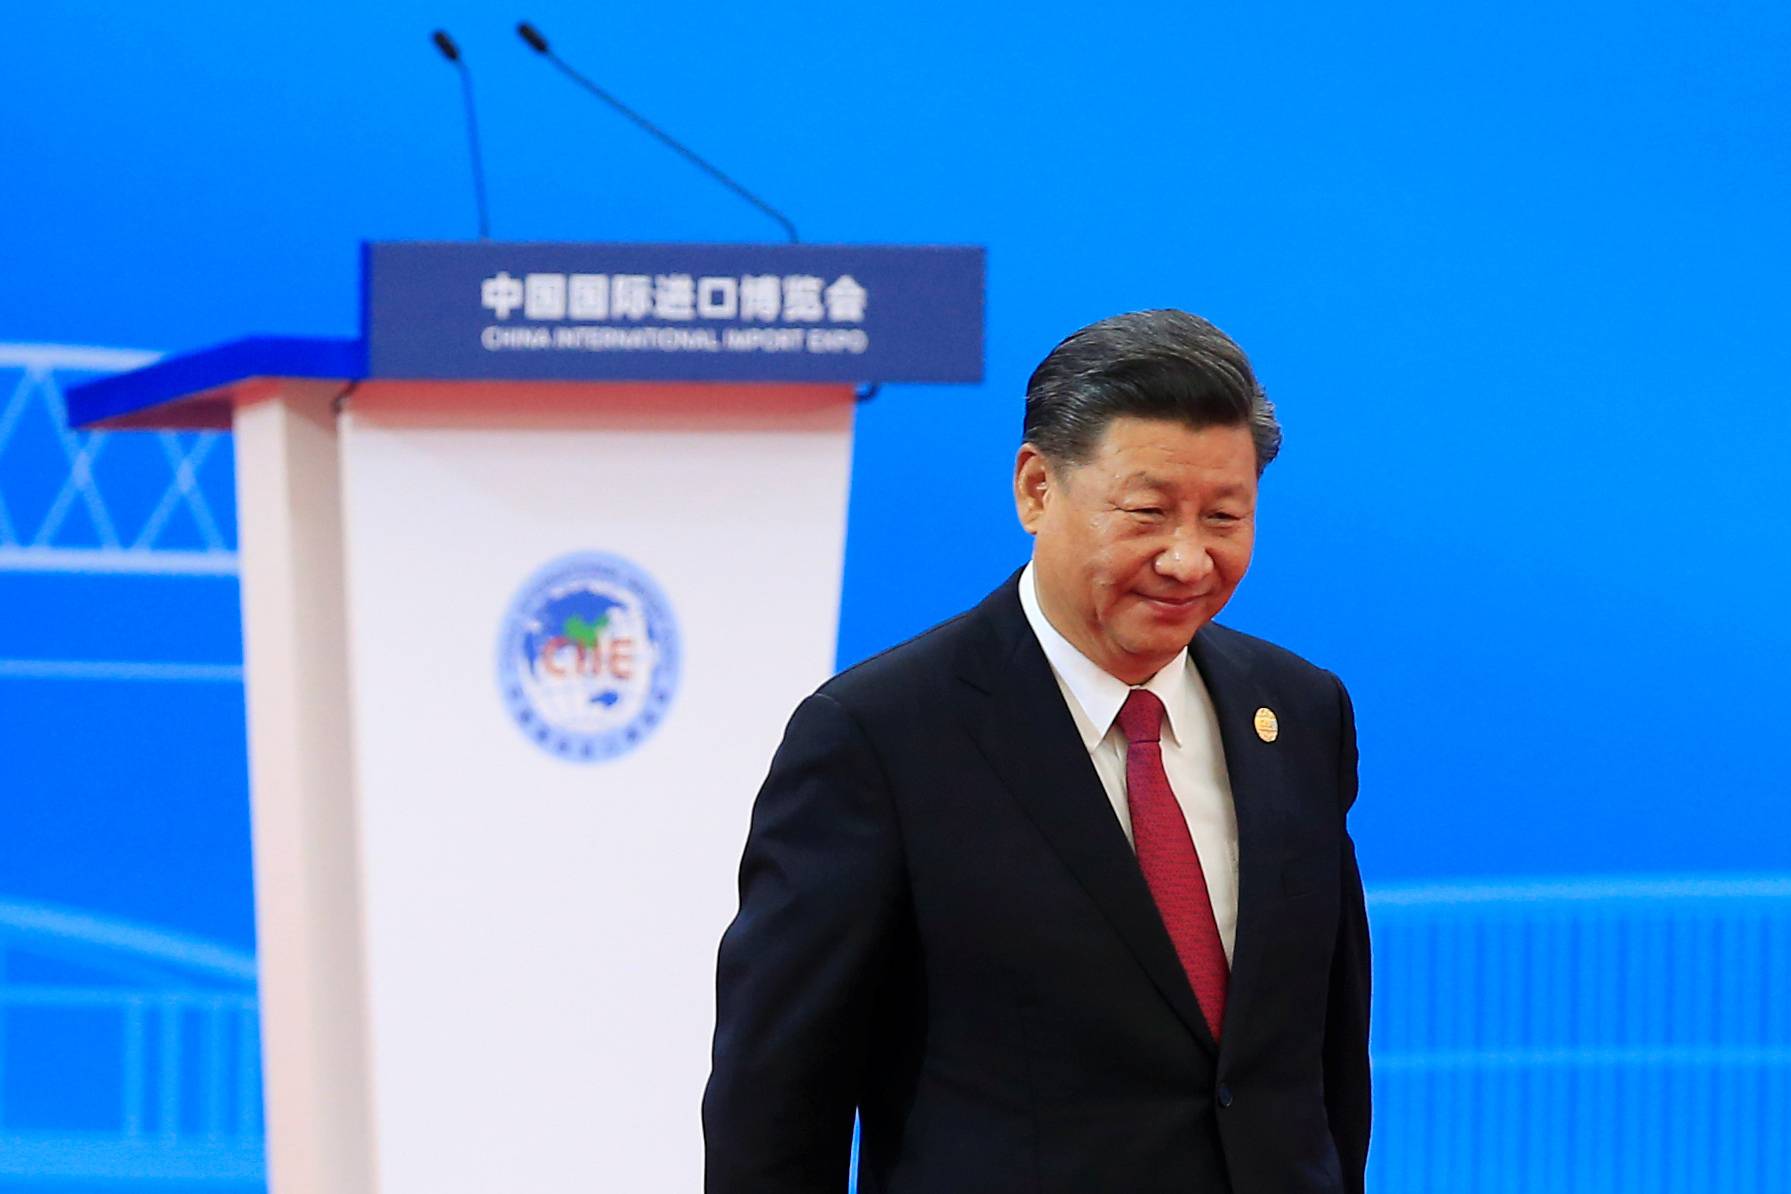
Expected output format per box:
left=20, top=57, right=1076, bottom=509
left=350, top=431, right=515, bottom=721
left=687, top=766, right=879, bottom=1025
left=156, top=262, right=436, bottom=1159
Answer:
left=68, top=242, right=984, bottom=1193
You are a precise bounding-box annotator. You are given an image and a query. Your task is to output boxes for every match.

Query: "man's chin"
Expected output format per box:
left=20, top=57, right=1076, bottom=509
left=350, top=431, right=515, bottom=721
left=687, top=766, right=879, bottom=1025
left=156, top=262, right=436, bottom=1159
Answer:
left=1116, top=622, right=1208, bottom=671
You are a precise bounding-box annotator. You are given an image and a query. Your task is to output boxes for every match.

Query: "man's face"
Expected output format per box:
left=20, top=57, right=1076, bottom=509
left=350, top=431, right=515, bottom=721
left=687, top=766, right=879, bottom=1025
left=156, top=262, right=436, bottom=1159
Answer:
left=1015, top=416, right=1258, bottom=684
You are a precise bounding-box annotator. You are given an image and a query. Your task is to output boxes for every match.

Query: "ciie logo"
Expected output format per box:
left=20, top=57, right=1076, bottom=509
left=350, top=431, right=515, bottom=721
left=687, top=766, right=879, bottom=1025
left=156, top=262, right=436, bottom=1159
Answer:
left=496, top=551, right=680, bottom=763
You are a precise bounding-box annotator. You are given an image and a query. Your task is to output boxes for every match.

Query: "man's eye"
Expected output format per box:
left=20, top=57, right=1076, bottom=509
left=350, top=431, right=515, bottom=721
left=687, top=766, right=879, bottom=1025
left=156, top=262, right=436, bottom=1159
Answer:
left=1124, top=507, right=1165, bottom=518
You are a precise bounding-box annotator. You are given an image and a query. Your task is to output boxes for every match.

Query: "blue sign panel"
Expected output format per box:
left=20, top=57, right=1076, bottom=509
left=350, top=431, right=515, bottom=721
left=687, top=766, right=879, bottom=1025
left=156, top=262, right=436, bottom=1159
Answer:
left=364, top=242, right=984, bottom=383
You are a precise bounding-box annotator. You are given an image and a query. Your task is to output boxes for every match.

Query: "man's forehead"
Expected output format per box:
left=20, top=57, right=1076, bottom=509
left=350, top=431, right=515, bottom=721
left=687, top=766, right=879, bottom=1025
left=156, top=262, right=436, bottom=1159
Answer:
left=1110, top=468, right=1255, bottom=497
left=1084, top=420, right=1260, bottom=485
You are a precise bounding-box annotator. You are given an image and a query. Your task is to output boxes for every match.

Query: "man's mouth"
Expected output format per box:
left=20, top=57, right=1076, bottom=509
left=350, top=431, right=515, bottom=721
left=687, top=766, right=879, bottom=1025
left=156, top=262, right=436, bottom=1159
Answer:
left=1139, top=592, right=1208, bottom=609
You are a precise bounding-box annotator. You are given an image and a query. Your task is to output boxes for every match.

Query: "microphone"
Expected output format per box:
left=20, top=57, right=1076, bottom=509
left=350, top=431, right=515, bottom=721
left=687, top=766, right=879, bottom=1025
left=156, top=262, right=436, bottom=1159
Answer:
left=515, top=21, right=799, bottom=243
left=431, top=30, right=492, bottom=240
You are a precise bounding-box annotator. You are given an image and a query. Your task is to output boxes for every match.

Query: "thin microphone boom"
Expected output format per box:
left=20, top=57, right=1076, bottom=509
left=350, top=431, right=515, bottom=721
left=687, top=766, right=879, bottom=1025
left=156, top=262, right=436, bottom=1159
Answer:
left=516, top=21, right=799, bottom=243
left=432, top=30, right=492, bottom=240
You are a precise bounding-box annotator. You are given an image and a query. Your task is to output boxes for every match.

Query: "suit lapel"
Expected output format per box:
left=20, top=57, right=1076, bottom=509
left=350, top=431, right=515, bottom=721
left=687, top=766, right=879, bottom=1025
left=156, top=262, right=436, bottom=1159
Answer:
left=1190, top=626, right=1293, bottom=1055
left=955, top=578, right=1217, bottom=1050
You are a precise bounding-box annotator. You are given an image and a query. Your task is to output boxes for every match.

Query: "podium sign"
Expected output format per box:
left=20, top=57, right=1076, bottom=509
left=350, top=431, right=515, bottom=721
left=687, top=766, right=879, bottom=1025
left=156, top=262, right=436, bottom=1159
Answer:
left=67, top=242, right=984, bottom=1194
left=365, top=241, right=985, bottom=382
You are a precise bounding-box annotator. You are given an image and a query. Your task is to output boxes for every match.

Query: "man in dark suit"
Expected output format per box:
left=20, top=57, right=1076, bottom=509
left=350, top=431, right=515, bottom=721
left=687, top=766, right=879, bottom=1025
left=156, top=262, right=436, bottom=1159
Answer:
left=704, top=310, right=1371, bottom=1194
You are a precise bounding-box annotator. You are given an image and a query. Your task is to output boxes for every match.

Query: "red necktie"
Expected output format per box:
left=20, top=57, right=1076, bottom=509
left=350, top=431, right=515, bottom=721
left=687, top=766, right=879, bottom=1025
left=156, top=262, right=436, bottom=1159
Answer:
left=1117, top=688, right=1229, bottom=1041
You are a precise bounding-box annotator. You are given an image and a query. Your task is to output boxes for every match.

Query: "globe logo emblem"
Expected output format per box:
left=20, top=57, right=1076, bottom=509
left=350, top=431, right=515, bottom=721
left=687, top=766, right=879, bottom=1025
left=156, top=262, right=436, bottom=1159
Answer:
left=497, top=551, right=680, bottom=762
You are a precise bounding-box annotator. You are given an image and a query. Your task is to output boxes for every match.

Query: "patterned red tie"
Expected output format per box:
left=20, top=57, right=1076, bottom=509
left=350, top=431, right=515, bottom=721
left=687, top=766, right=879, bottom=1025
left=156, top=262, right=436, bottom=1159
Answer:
left=1117, top=688, right=1230, bottom=1041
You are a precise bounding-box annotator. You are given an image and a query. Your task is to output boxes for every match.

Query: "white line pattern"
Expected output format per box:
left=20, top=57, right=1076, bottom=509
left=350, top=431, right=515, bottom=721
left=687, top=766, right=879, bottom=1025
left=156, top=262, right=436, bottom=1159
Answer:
left=0, top=345, right=237, bottom=573
left=0, top=658, right=244, bottom=683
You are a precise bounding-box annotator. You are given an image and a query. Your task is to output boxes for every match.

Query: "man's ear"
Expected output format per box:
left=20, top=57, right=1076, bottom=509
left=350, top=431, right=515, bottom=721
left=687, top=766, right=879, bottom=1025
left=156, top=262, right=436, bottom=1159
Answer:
left=1014, top=444, right=1052, bottom=534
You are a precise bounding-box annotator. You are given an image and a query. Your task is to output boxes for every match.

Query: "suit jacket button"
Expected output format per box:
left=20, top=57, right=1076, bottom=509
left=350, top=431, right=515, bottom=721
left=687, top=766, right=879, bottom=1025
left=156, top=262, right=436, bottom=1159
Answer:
left=1216, top=1084, right=1234, bottom=1108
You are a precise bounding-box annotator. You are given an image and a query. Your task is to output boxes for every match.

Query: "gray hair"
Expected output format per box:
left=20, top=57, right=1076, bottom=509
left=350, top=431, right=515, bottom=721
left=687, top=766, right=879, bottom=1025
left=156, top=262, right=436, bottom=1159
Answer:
left=1022, top=309, right=1282, bottom=475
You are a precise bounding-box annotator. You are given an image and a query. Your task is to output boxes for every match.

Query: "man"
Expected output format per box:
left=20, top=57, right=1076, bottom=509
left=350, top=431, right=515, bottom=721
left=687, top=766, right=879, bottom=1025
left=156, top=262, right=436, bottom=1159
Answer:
left=704, top=310, right=1371, bottom=1194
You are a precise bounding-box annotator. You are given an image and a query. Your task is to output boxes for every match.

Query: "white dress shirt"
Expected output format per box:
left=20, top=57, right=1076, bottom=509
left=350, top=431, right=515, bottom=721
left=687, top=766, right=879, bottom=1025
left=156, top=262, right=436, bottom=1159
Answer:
left=1018, top=562, right=1240, bottom=962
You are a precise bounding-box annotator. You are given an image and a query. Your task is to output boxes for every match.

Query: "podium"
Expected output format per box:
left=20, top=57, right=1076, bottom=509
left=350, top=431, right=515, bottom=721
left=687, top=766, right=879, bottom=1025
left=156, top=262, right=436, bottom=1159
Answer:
left=68, top=242, right=984, bottom=1193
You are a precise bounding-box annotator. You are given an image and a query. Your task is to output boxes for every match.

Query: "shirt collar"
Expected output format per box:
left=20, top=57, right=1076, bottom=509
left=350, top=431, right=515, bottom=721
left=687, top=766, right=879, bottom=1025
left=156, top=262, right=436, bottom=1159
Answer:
left=1019, top=561, right=1197, bottom=752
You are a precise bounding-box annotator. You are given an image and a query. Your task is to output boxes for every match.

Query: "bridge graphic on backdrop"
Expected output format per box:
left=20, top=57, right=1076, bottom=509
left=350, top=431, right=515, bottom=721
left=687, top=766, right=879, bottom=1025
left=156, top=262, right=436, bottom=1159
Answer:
left=0, top=344, right=242, bottom=686
left=4, top=882, right=1786, bottom=1191
left=0, top=344, right=235, bottom=579
left=0, top=899, right=264, bottom=1183
left=1370, top=875, right=1791, bottom=1194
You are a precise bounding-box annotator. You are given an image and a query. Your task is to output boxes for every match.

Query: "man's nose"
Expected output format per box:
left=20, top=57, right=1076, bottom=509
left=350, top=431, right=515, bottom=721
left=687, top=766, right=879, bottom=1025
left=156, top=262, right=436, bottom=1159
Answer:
left=1155, top=535, right=1215, bottom=584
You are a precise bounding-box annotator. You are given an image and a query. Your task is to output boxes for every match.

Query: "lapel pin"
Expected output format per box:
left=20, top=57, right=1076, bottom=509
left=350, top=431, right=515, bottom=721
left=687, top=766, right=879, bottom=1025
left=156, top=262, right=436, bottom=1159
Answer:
left=1253, top=706, right=1279, bottom=743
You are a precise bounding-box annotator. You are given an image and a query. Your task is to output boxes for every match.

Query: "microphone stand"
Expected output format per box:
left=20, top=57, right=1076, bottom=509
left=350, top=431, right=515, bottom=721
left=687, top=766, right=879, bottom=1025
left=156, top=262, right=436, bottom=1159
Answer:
left=432, top=30, right=491, bottom=240
left=517, top=22, right=799, bottom=243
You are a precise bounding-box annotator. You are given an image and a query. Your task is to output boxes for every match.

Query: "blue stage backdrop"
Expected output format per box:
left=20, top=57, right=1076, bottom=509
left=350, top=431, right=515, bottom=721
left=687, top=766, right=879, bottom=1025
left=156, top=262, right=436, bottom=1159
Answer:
left=1, top=2, right=1787, bottom=1190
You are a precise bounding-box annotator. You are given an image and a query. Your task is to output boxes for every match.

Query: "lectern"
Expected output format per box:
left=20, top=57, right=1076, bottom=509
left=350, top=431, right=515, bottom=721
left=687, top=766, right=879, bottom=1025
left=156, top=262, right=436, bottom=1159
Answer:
left=68, top=242, right=984, bottom=1193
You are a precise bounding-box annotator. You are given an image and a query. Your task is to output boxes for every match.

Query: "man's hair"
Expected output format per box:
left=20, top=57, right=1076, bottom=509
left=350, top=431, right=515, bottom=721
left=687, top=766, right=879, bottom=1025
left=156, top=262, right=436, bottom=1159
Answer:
left=1022, top=309, right=1282, bottom=474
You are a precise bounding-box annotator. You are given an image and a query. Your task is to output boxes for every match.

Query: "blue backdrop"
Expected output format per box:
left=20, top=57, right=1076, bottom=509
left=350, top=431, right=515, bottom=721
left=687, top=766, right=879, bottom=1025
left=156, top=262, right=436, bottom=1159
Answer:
left=2, top=1, right=1787, bottom=1189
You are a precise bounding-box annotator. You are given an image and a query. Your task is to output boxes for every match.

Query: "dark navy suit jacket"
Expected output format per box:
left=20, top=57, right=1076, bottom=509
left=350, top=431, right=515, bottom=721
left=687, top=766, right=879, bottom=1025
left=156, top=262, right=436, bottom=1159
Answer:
left=704, top=573, right=1371, bottom=1194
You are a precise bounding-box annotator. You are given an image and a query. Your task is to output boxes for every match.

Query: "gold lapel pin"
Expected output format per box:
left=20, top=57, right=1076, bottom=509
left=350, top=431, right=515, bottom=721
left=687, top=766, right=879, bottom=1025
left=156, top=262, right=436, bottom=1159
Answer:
left=1254, top=706, right=1279, bottom=743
